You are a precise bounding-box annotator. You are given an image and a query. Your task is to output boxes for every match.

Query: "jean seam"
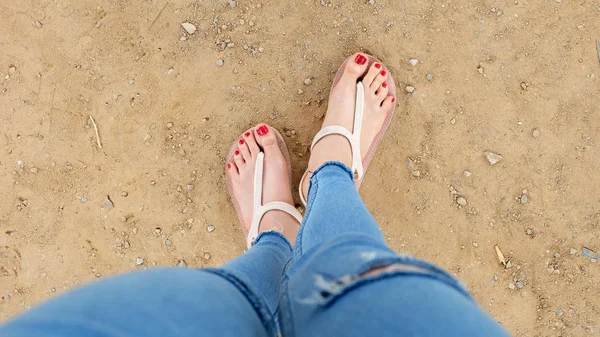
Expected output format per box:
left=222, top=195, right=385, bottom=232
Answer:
left=253, top=230, right=293, bottom=256
left=202, top=269, right=278, bottom=336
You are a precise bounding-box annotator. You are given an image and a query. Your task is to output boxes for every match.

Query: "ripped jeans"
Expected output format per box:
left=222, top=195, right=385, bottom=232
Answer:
left=0, top=162, right=509, bottom=337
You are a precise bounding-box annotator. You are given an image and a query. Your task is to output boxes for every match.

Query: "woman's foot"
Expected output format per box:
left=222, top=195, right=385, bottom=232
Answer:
left=301, top=53, right=396, bottom=199
left=227, top=123, right=300, bottom=245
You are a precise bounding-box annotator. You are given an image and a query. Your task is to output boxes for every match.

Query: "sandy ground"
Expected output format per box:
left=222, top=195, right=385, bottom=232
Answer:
left=1, top=0, right=600, bottom=335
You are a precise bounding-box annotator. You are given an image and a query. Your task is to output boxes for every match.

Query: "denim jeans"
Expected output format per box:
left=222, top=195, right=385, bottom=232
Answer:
left=0, top=162, right=509, bottom=337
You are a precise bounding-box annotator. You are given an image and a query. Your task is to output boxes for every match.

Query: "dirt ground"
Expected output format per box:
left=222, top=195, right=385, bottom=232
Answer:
left=1, top=0, right=600, bottom=335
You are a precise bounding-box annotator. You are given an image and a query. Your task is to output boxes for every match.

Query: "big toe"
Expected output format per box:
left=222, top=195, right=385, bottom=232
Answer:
left=253, top=123, right=278, bottom=149
left=338, top=53, right=370, bottom=85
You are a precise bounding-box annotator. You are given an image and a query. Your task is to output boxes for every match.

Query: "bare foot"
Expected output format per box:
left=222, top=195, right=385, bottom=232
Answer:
left=301, top=53, right=395, bottom=199
left=227, top=123, right=300, bottom=245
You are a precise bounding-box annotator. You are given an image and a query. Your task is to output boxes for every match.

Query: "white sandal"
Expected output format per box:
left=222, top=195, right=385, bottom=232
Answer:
left=299, top=54, right=396, bottom=206
left=226, top=128, right=303, bottom=249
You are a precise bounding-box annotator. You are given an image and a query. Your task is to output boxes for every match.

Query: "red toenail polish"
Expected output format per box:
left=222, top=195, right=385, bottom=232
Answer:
left=227, top=163, right=231, bottom=168
left=244, top=132, right=251, bottom=137
left=380, top=70, right=386, bottom=76
left=235, top=150, right=240, bottom=155
left=374, top=63, right=381, bottom=69
left=239, top=139, right=245, bottom=145
left=256, top=125, right=269, bottom=136
left=382, top=82, right=387, bottom=88
left=392, top=97, right=396, bottom=103
left=355, top=54, right=367, bottom=65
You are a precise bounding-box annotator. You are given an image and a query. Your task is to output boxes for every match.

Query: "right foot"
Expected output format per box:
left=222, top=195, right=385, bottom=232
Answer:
left=301, top=53, right=396, bottom=199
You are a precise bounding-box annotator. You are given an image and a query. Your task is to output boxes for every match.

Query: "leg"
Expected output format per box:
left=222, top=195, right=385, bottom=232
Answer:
left=296, top=53, right=395, bottom=256
left=282, top=53, right=508, bottom=336
left=0, top=254, right=280, bottom=337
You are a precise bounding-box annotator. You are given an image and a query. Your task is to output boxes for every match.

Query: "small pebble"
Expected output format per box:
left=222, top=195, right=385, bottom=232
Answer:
left=165, top=239, right=172, bottom=246
left=168, top=68, right=174, bottom=76
left=463, top=170, right=472, bottom=177
left=105, top=199, right=114, bottom=209
left=204, top=252, right=211, bottom=260
left=450, top=118, right=456, bottom=125
left=409, top=58, right=419, bottom=66
left=304, top=78, right=312, bottom=86
left=178, top=260, right=187, bottom=268
left=516, top=281, right=524, bottom=289
left=526, top=228, right=533, bottom=235
left=520, top=194, right=528, bottom=204
left=228, top=0, right=237, bottom=7
left=532, top=129, right=540, bottom=138
left=456, top=197, right=467, bottom=206
left=30, top=167, right=38, bottom=173
left=506, top=260, right=512, bottom=269
left=258, top=47, right=264, bottom=53
left=207, top=225, right=215, bottom=232
left=368, top=0, right=375, bottom=4
left=181, top=22, right=197, bottom=34
left=187, top=184, right=194, bottom=191
left=129, top=79, right=135, bottom=85
left=570, top=248, right=577, bottom=255
left=123, top=241, right=130, bottom=249
left=35, top=21, right=43, bottom=28
left=17, top=160, right=24, bottom=167
left=554, top=252, right=561, bottom=258
left=426, top=73, right=433, bottom=81
left=508, top=283, right=515, bottom=289
left=121, top=191, right=128, bottom=197
left=136, top=257, right=144, bottom=266
left=411, top=170, right=421, bottom=178
left=484, top=151, right=503, bottom=165
left=472, top=242, right=479, bottom=248
left=405, top=86, right=415, bottom=93
left=216, top=59, right=224, bottom=67
left=555, top=308, right=563, bottom=317
left=167, top=122, right=174, bottom=128
left=81, top=197, right=88, bottom=203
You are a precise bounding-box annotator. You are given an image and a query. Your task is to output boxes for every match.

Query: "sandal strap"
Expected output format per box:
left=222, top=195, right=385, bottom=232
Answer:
left=300, top=81, right=366, bottom=206
left=247, top=152, right=303, bottom=248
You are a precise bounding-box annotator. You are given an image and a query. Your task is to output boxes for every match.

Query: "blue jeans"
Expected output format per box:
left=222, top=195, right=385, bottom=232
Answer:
left=0, top=162, right=509, bottom=337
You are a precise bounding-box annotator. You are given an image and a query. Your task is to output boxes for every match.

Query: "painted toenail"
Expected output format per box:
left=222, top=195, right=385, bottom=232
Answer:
left=355, top=54, right=367, bottom=65
left=392, top=97, right=395, bottom=103
left=235, top=150, right=240, bottom=155
left=227, top=163, right=231, bottom=168
left=382, top=82, right=387, bottom=88
left=380, top=70, right=386, bottom=76
left=239, top=139, right=245, bottom=145
left=257, top=125, right=269, bottom=136
left=244, top=132, right=251, bottom=137
left=374, top=63, right=381, bottom=69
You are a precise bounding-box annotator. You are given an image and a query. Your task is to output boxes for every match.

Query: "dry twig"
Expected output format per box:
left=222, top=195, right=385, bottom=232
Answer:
left=89, top=115, right=102, bottom=149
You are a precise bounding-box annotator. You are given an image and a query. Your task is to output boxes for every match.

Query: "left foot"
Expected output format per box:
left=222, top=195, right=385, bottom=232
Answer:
left=226, top=123, right=300, bottom=245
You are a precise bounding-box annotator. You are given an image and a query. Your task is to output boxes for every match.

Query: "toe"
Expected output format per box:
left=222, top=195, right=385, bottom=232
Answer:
left=369, top=69, right=388, bottom=92
left=339, top=53, right=370, bottom=85
left=253, top=123, right=277, bottom=149
left=227, top=161, right=239, bottom=175
left=243, top=129, right=260, bottom=155
left=233, top=148, right=244, bottom=167
left=381, top=95, right=396, bottom=111
left=375, top=82, right=389, bottom=101
left=238, top=138, right=252, bottom=161
left=362, top=61, right=383, bottom=88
